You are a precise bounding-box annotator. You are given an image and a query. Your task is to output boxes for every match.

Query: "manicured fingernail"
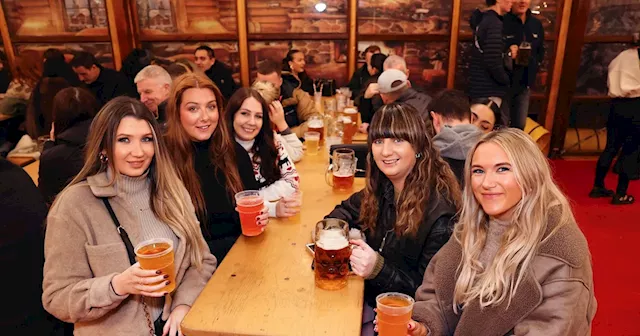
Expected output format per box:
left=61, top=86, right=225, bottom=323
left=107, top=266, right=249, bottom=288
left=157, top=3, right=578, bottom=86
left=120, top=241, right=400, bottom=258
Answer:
left=165, top=281, right=171, bottom=285
left=163, top=274, right=169, bottom=279
left=156, top=270, right=162, bottom=275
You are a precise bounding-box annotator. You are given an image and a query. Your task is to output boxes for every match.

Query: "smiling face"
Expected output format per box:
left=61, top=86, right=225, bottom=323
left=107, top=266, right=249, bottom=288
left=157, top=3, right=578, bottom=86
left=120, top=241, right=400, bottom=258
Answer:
left=112, top=116, right=155, bottom=177
left=512, top=0, right=530, bottom=15
left=289, top=52, right=306, bottom=74
left=194, top=50, right=215, bottom=71
left=470, top=142, right=523, bottom=221
left=137, top=78, right=170, bottom=114
left=233, top=97, right=264, bottom=141
left=371, top=138, right=417, bottom=188
left=471, top=104, right=496, bottom=133
left=179, top=87, right=219, bottom=142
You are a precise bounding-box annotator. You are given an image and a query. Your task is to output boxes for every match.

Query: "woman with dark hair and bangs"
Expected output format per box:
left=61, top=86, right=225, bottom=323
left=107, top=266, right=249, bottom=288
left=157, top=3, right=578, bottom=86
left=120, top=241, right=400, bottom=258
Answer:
left=326, top=102, right=461, bottom=335
left=226, top=88, right=300, bottom=218
left=164, top=73, right=268, bottom=261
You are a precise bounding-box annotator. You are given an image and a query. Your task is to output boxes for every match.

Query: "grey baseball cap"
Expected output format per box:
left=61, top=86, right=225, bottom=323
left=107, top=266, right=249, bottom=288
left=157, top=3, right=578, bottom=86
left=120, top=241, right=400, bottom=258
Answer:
left=377, top=69, right=408, bottom=94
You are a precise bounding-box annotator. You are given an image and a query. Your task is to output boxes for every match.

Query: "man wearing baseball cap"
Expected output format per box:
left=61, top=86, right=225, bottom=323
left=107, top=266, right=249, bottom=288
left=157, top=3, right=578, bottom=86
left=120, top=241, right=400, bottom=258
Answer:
left=377, top=69, right=432, bottom=125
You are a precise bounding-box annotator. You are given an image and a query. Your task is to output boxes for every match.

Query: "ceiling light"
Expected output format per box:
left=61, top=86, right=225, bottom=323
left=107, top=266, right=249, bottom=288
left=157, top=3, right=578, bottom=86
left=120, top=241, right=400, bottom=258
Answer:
left=315, top=2, right=327, bottom=12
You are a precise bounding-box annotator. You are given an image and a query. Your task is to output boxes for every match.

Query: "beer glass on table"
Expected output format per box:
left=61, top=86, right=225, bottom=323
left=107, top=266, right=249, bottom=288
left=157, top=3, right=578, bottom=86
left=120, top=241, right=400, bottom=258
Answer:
left=314, top=218, right=351, bottom=290
left=326, top=148, right=357, bottom=191
left=285, top=190, right=303, bottom=222
left=235, top=190, right=265, bottom=236
left=308, top=115, right=325, bottom=145
left=135, top=238, right=176, bottom=293
left=376, top=292, right=415, bottom=336
left=304, top=131, right=321, bottom=155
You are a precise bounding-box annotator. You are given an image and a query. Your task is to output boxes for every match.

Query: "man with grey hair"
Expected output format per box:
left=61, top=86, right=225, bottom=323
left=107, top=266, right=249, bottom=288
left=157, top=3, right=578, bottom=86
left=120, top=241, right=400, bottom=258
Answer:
left=377, top=69, right=432, bottom=124
left=134, top=65, right=171, bottom=122
left=383, top=55, right=410, bottom=77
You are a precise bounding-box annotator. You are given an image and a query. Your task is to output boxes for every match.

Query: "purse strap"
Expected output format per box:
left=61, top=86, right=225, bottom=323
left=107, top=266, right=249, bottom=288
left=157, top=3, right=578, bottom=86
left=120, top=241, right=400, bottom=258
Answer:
left=101, top=197, right=137, bottom=265
left=101, top=197, right=156, bottom=336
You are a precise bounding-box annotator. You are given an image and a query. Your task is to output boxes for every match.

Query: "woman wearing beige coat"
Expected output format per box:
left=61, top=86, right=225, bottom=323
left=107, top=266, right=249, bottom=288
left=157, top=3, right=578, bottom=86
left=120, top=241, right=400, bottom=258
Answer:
left=43, top=97, right=216, bottom=336
left=385, top=129, right=597, bottom=336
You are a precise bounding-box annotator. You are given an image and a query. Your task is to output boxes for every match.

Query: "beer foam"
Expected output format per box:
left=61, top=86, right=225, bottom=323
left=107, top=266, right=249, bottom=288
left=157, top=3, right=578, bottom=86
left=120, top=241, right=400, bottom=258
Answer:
left=333, top=171, right=353, bottom=177
left=316, top=229, right=349, bottom=250
left=309, top=119, right=324, bottom=128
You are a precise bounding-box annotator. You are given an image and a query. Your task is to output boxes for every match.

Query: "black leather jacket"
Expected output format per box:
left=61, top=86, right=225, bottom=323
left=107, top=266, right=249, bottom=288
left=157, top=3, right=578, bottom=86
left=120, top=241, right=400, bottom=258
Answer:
left=327, top=181, right=457, bottom=306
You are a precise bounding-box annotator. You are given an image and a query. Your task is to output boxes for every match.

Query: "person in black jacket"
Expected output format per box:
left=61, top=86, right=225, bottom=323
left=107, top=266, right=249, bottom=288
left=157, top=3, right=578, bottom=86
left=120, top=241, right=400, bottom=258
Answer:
left=0, top=158, right=53, bottom=334
left=428, top=89, right=483, bottom=186
left=39, top=87, right=99, bottom=205
left=326, top=103, right=461, bottom=335
left=70, top=52, right=137, bottom=107
left=357, top=53, right=388, bottom=132
left=348, top=45, right=381, bottom=98
left=469, top=0, right=513, bottom=127
left=282, top=49, right=315, bottom=96
left=504, top=0, right=545, bottom=130
left=194, top=45, right=239, bottom=102
left=42, top=49, right=82, bottom=87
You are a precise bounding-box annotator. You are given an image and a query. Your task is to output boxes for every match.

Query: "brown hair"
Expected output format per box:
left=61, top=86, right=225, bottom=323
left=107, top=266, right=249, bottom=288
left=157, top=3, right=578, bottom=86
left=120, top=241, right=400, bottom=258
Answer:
left=364, top=45, right=381, bottom=54
left=361, top=103, right=461, bottom=236
left=51, top=87, right=99, bottom=137
left=257, top=59, right=282, bottom=77
left=164, top=72, right=244, bottom=221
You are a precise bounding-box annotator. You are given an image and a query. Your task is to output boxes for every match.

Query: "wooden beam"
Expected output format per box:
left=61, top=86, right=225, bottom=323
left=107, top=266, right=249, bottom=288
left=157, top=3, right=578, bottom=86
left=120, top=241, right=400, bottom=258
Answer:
left=447, top=0, right=462, bottom=88
left=14, top=35, right=112, bottom=43
left=0, top=2, right=16, bottom=73
left=583, top=35, right=636, bottom=43
left=347, top=0, right=357, bottom=77
left=358, top=34, right=449, bottom=42
left=106, top=0, right=136, bottom=70
left=248, top=33, right=349, bottom=41
left=47, top=0, right=64, bottom=32
left=545, top=0, right=592, bottom=157
left=458, top=32, right=556, bottom=42
left=140, top=33, right=238, bottom=42
left=236, top=0, right=250, bottom=86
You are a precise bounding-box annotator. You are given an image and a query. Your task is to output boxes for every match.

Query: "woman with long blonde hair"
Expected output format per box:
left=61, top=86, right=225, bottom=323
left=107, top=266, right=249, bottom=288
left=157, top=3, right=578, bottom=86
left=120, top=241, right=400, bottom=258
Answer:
left=164, top=73, right=268, bottom=261
left=400, top=128, right=597, bottom=336
left=327, top=103, right=460, bottom=335
left=43, top=97, right=216, bottom=336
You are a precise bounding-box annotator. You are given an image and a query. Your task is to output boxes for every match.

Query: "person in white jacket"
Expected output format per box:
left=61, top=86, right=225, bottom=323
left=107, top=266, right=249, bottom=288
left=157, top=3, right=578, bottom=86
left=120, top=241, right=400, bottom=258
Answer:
left=590, top=33, right=640, bottom=205
left=252, top=80, right=304, bottom=162
left=226, top=87, right=301, bottom=218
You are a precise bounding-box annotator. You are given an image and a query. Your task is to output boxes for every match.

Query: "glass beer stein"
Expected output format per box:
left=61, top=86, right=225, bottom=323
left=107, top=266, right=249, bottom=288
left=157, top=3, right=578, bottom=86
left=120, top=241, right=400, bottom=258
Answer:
left=314, top=218, right=351, bottom=290
left=325, top=148, right=357, bottom=191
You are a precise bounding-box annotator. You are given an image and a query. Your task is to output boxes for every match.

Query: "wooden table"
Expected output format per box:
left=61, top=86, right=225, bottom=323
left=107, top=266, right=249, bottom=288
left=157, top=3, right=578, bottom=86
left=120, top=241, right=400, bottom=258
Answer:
left=182, top=151, right=366, bottom=336
left=23, top=160, right=39, bottom=185
left=8, top=156, right=36, bottom=167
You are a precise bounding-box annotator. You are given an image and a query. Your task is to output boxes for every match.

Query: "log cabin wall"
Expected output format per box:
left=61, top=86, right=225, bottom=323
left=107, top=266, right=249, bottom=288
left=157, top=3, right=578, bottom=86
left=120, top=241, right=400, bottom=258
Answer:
left=0, top=0, right=633, bottom=157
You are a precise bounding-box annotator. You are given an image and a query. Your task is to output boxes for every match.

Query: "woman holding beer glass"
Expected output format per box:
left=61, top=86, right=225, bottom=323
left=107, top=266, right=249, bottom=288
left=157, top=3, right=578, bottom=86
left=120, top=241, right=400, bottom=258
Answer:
left=401, top=129, right=596, bottom=335
left=43, top=97, right=217, bottom=336
left=226, top=88, right=301, bottom=218
left=164, top=73, right=268, bottom=261
left=326, top=103, right=461, bottom=334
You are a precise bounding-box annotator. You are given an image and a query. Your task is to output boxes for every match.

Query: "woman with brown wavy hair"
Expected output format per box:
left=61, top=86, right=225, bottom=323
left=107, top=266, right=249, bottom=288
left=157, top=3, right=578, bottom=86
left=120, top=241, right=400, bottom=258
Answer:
left=164, top=73, right=268, bottom=261
left=326, top=102, right=461, bottom=335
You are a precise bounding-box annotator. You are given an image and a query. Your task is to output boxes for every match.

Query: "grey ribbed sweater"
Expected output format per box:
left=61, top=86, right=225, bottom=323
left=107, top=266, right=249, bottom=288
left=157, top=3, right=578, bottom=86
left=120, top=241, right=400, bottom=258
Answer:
left=478, top=218, right=511, bottom=268
left=118, top=173, right=179, bottom=320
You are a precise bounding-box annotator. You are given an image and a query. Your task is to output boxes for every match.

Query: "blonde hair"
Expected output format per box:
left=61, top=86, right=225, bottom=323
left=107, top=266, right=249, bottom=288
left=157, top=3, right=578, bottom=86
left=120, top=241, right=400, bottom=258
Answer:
left=251, top=80, right=279, bottom=104
left=453, top=128, right=574, bottom=311
left=55, top=97, right=207, bottom=268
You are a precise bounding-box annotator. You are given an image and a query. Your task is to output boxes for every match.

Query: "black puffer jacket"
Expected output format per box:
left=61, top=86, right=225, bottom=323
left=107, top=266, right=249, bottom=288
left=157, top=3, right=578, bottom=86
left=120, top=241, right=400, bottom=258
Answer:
left=469, top=9, right=510, bottom=99
left=327, top=181, right=457, bottom=306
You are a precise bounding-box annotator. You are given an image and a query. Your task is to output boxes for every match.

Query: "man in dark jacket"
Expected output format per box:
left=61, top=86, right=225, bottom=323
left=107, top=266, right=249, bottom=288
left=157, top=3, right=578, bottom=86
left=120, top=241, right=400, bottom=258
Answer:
left=70, top=52, right=137, bottom=107
left=347, top=45, right=381, bottom=98
left=504, top=0, right=545, bottom=130
left=428, top=89, right=483, bottom=186
left=469, top=0, right=513, bottom=126
left=0, top=158, right=53, bottom=334
left=377, top=69, right=433, bottom=131
left=195, top=45, right=239, bottom=101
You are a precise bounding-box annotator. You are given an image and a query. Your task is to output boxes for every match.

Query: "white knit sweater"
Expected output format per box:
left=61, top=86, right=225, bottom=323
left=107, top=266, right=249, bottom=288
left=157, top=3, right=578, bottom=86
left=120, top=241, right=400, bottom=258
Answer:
left=608, top=48, right=640, bottom=98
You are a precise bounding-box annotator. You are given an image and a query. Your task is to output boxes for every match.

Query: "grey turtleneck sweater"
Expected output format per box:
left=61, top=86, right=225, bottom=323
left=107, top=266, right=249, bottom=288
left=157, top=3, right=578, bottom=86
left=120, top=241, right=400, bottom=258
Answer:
left=117, top=173, right=179, bottom=320
left=478, top=218, right=511, bottom=268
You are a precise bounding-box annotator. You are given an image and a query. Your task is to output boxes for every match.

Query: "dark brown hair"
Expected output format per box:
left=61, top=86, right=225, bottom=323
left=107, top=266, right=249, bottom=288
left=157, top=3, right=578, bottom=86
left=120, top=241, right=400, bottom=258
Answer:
left=364, top=45, right=381, bottom=54
left=164, top=72, right=243, bottom=221
left=361, top=103, right=461, bottom=236
left=257, top=59, right=282, bottom=77
left=427, top=89, right=472, bottom=122
left=225, top=88, right=280, bottom=186
left=51, top=87, right=99, bottom=137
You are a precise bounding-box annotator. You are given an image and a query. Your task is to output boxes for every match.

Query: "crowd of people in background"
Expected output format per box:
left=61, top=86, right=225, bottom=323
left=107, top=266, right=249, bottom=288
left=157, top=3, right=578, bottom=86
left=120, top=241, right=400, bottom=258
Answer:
left=6, top=0, right=640, bottom=334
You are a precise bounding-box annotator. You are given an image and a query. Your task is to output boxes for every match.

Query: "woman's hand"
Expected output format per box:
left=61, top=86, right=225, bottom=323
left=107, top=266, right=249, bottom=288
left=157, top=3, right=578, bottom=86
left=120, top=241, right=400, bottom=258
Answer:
left=358, top=123, right=369, bottom=134
left=111, top=262, right=169, bottom=297
left=275, top=196, right=300, bottom=218
left=364, top=83, right=380, bottom=99
left=269, top=101, right=289, bottom=132
left=162, top=304, right=190, bottom=336
left=349, top=239, right=378, bottom=278
left=374, top=315, right=428, bottom=336
left=257, top=207, right=269, bottom=231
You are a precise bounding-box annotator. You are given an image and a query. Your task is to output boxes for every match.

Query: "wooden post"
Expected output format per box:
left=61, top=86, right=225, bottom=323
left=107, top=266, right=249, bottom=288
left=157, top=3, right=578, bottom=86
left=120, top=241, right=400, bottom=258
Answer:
left=545, top=0, right=591, bottom=156
left=0, top=2, right=16, bottom=74
left=347, top=0, right=357, bottom=77
left=47, top=0, right=64, bottom=32
left=236, top=0, right=250, bottom=86
left=106, top=0, right=136, bottom=70
left=447, top=0, right=462, bottom=89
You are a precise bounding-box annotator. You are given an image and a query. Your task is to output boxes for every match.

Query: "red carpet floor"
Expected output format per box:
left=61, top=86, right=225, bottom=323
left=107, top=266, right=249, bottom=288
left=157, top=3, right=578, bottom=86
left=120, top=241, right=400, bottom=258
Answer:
left=551, top=159, right=640, bottom=336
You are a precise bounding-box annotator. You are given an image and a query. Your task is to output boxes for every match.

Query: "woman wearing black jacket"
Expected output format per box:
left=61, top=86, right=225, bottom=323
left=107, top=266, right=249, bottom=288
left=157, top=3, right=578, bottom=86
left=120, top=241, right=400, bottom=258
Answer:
left=326, top=103, right=461, bottom=335
left=38, top=87, right=99, bottom=204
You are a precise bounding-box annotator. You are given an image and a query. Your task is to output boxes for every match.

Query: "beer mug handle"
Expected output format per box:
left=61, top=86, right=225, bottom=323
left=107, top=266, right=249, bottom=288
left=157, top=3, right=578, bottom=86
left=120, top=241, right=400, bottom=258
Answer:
left=325, top=164, right=334, bottom=186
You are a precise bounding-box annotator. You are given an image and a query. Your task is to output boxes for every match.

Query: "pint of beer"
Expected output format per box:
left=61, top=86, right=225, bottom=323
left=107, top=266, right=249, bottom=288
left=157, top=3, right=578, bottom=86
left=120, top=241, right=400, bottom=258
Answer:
left=376, top=292, right=415, bottom=336
left=135, top=238, right=176, bottom=293
left=308, top=115, right=325, bottom=144
left=326, top=148, right=357, bottom=191
left=235, top=190, right=265, bottom=236
left=304, top=131, right=321, bottom=155
left=314, top=219, right=351, bottom=290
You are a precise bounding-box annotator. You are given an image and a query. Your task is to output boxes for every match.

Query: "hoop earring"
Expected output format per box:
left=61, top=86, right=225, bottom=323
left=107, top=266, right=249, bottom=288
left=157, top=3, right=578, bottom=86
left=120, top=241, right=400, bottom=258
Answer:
left=99, top=153, right=108, bottom=163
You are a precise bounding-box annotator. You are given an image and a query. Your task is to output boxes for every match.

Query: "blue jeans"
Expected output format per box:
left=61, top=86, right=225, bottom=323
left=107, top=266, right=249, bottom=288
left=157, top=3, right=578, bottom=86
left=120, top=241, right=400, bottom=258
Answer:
left=509, top=88, right=530, bottom=130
